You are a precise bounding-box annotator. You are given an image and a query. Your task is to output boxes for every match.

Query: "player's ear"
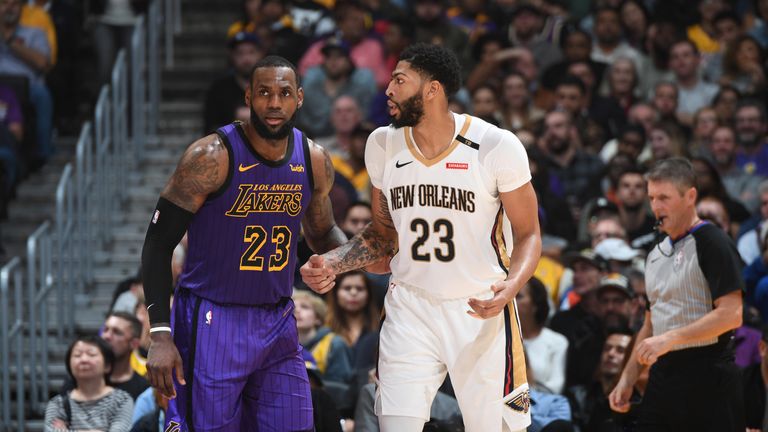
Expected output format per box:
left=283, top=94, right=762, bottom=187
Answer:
left=244, top=86, right=252, bottom=108
left=426, top=80, right=440, bottom=100
left=297, top=87, right=304, bottom=109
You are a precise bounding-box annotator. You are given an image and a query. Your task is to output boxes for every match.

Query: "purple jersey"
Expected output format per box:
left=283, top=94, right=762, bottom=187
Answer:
left=177, top=123, right=313, bottom=305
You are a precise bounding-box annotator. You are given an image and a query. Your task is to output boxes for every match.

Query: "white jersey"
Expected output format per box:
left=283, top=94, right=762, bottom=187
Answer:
left=366, top=113, right=532, bottom=299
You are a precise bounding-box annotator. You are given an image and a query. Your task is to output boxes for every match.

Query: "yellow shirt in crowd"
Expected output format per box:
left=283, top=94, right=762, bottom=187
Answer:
left=20, top=4, right=57, bottom=65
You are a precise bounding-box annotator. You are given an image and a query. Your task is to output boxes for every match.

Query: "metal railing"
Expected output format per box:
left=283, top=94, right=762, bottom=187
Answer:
left=26, top=222, right=53, bottom=414
left=1, top=258, right=24, bottom=430
left=55, top=163, right=76, bottom=340
left=76, top=123, right=94, bottom=287
left=148, top=0, right=161, bottom=139
left=94, top=86, right=114, bottom=244
left=131, top=15, right=147, bottom=162
left=0, top=1, right=182, bottom=429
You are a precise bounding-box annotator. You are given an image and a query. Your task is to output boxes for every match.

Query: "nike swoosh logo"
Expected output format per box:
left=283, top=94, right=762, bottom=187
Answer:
left=238, top=163, right=259, bottom=172
left=395, top=160, right=413, bottom=168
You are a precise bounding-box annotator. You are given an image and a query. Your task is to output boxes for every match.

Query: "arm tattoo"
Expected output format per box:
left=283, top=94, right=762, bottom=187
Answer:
left=322, top=146, right=335, bottom=188
left=325, top=226, right=397, bottom=274
left=303, top=146, right=346, bottom=253
left=303, top=195, right=347, bottom=253
left=163, top=139, right=223, bottom=212
left=377, top=190, right=396, bottom=230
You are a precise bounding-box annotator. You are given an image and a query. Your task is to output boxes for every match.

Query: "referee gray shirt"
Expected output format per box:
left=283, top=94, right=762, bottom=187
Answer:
left=645, top=222, right=744, bottom=352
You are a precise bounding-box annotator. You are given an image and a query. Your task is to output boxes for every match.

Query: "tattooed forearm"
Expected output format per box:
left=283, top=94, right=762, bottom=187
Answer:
left=325, top=225, right=396, bottom=274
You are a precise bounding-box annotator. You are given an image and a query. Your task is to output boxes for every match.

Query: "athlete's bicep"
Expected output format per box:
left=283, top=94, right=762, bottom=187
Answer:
left=161, top=134, right=229, bottom=213
left=302, top=141, right=346, bottom=252
left=371, top=186, right=397, bottom=237
left=500, top=182, right=539, bottom=241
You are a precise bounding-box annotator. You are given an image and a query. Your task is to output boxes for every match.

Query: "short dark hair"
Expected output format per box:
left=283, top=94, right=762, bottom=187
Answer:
left=713, top=10, right=741, bottom=27
left=526, top=277, right=550, bottom=327
left=713, top=84, right=740, bottom=105
left=399, top=43, right=462, bottom=97
left=106, top=311, right=143, bottom=339
left=618, top=165, right=646, bottom=182
left=645, top=157, right=697, bottom=192
left=556, top=75, right=586, bottom=95
left=671, top=38, right=700, bottom=56
left=345, top=200, right=371, bottom=215
left=65, top=335, right=115, bottom=387
left=595, top=6, right=620, bottom=20
left=736, top=98, right=768, bottom=124
left=604, top=325, right=634, bottom=338
left=560, top=26, right=591, bottom=50
left=619, top=122, right=646, bottom=143
left=251, top=55, right=301, bottom=87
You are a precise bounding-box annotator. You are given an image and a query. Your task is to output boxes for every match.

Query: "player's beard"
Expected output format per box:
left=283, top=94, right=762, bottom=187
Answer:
left=390, top=93, right=425, bottom=128
left=250, top=107, right=297, bottom=140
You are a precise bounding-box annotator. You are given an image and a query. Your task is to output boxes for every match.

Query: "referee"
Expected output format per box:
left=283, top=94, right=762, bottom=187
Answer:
left=609, top=158, right=745, bottom=431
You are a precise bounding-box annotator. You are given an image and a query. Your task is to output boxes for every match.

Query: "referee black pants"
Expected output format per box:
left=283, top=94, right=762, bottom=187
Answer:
left=636, top=345, right=744, bottom=432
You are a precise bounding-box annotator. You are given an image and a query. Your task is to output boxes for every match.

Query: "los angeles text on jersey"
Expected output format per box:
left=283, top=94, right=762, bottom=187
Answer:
left=225, top=183, right=303, bottom=217
left=389, top=184, right=476, bottom=212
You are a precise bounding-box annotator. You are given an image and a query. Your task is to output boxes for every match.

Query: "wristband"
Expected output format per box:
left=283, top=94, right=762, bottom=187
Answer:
left=149, top=326, right=172, bottom=334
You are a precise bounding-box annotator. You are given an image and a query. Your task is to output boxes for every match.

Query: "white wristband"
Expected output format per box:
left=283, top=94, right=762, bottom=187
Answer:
left=149, top=326, right=172, bottom=334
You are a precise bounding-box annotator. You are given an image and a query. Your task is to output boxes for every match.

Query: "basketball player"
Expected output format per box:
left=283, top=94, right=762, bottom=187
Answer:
left=301, top=43, right=542, bottom=431
left=140, top=56, right=346, bottom=431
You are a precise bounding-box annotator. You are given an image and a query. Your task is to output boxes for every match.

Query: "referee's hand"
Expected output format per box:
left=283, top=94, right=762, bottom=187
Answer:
left=609, top=378, right=633, bottom=413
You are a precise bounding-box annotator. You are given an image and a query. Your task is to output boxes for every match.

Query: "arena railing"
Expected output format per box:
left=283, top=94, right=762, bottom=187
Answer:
left=0, top=0, right=182, bottom=429
left=1, top=257, right=24, bottom=430
left=26, top=221, right=53, bottom=415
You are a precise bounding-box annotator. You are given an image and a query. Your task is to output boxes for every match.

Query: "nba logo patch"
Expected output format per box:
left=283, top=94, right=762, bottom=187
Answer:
left=674, top=250, right=684, bottom=267
left=151, top=210, right=160, bottom=224
left=205, top=310, right=212, bottom=325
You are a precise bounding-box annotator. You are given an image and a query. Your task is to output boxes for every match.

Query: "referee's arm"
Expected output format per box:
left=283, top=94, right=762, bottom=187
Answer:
left=635, top=290, right=742, bottom=364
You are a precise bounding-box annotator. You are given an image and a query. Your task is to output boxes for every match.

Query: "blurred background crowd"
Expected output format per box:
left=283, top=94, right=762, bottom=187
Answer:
left=6, top=0, right=768, bottom=430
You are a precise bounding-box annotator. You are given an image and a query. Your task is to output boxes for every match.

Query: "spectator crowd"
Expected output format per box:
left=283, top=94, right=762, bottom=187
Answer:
left=38, top=0, right=768, bottom=430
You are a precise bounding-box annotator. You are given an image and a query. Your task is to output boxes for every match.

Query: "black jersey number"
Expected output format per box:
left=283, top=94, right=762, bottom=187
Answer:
left=240, top=225, right=292, bottom=271
left=410, top=218, right=455, bottom=262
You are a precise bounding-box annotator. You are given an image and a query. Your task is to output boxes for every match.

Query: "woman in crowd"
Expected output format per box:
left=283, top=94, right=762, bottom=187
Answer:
left=604, top=57, right=640, bottom=114
left=499, top=71, right=544, bottom=132
left=471, top=83, right=502, bottom=126
left=518, top=277, right=569, bottom=394
left=294, top=289, right=352, bottom=383
left=647, top=121, right=688, bottom=166
left=720, top=34, right=767, bottom=96
left=690, top=107, right=720, bottom=156
left=326, top=271, right=380, bottom=365
left=45, top=336, right=133, bottom=431
left=619, top=0, right=650, bottom=51
left=712, top=85, right=741, bottom=125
